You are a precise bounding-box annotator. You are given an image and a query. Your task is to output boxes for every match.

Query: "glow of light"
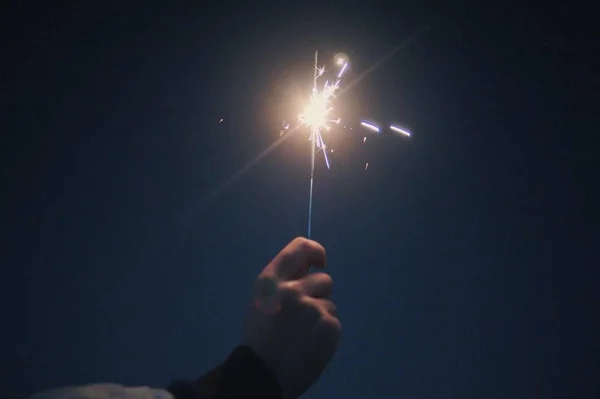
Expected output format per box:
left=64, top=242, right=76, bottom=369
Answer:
left=298, top=79, right=339, bottom=132
left=390, top=124, right=411, bottom=137
left=360, top=121, right=380, bottom=132
left=293, top=54, right=350, bottom=170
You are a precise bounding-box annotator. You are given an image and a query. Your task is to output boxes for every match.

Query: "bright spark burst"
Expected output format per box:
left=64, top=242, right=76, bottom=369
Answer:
left=292, top=54, right=348, bottom=169
left=279, top=51, right=351, bottom=239
left=274, top=49, right=415, bottom=239
left=298, top=80, right=340, bottom=132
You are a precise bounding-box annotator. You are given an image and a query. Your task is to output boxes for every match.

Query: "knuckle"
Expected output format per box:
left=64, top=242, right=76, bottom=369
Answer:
left=253, top=276, right=278, bottom=296
left=318, top=272, right=333, bottom=287
left=292, top=236, right=307, bottom=244
left=300, top=296, right=322, bottom=319
left=331, top=318, right=342, bottom=337
left=320, top=299, right=336, bottom=317
left=278, top=281, right=300, bottom=302
left=292, top=236, right=312, bottom=251
left=323, top=315, right=342, bottom=338
left=323, top=298, right=336, bottom=314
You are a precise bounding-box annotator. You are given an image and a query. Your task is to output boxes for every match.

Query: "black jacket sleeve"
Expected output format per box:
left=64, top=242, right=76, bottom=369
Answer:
left=166, top=345, right=284, bottom=399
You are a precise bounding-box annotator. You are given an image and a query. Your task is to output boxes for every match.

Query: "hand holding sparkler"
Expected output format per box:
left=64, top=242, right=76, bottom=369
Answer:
left=244, top=237, right=340, bottom=399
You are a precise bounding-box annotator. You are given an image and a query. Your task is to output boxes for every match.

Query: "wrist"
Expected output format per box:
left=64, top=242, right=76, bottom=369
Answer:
left=211, top=345, right=284, bottom=398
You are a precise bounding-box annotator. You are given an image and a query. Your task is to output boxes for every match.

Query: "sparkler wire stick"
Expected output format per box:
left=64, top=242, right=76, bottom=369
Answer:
left=307, top=50, right=318, bottom=239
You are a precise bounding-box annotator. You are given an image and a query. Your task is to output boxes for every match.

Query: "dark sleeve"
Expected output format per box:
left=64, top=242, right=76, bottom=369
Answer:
left=166, top=345, right=284, bottom=399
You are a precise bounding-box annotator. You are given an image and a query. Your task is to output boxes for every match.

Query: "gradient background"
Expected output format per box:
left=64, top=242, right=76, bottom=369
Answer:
left=2, top=3, right=598, bottom=398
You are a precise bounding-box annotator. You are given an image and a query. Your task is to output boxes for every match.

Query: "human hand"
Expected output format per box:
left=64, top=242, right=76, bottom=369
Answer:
left=243, top=237, right=341, bottom=398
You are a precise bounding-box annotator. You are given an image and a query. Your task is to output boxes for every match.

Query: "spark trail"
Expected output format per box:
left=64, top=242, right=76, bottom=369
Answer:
left=292, top=51, right=349, bottom=238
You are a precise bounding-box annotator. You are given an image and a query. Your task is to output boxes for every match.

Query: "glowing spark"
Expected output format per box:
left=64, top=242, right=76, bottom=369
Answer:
left=322, top=144, right=330, bottom=169
left=298, top=79, right=339, bottom=133
left=337, top=62, right=348, bottom=78
left=317, top=66, right=326, bottom=77
left=365, top=162, right=369, bottom=170
left=363, top=136, right=367, bottom=143
left=218, top=118, right=224, bottom=123
left=294, top=51, right=350, bottom=238
left=390, top=124, right=412, bottom=137
left=296, top=55, right=349, bottom=172
left=280, top=121, right=290, bottom=136
left=361, top=121, right=380, bottom=132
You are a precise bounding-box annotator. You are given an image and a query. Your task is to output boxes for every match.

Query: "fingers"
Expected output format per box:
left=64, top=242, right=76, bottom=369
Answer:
left=269, top=237, right=327, bottom=280
left=315, top=298, right=337, bottom=317
left=297, top=272, right=333, bottom=298
left=269, top=275, right=341, bottom=338
left=280, top=293, right=337, bottom=319
left=305, top=298, right=340, bottom=337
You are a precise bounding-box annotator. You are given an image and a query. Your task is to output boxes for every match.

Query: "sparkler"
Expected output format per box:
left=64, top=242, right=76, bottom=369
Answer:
left=172, top=27, right=431, bottom=238
left=279, top=51, right=412, bottom=239
left=294, top=51, right=348, bottom=238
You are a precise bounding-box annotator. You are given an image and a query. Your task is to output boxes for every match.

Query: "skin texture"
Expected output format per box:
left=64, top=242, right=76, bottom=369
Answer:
left=243, top=237, right=342, bottom=398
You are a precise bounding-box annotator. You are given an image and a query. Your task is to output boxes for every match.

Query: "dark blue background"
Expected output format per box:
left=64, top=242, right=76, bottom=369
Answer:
left=2, top=3, right=598, bottom=398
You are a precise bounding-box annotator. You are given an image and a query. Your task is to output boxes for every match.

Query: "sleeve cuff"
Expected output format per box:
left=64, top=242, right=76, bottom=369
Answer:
left=168, top=345, right=283, bottom=399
